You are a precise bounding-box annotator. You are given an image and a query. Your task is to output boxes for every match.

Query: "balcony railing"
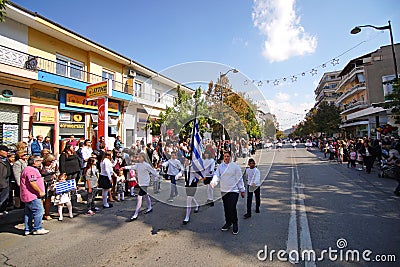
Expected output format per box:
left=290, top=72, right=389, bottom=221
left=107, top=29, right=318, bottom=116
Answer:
left=335, top=83, right=366, bottom=104
left=0, top=44, right=174, bottom=105
left=340, top=101, right=369, bottom=115
left=337, top=66, right=364, bottom=89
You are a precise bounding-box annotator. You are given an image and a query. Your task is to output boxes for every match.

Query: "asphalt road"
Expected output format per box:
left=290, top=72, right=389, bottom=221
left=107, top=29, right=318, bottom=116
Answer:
left=1, top=145, right=399, bottom=267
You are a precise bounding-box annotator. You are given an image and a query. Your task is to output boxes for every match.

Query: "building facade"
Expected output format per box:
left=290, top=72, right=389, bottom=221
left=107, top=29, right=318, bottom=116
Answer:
left=335, top=44, right=400, bottom=138
left=314, top=71, right=341, bottom=109
left=0, top=3, right=192, bottom=155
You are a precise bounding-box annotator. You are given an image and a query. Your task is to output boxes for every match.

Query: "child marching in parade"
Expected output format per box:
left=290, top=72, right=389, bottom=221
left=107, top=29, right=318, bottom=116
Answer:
left=243, top=158, right=261, bottom=219
left=123, top=153, right=160, bottom=221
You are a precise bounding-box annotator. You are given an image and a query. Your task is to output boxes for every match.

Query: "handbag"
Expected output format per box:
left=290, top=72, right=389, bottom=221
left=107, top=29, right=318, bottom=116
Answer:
left=249, top=184, right=258, bottom=193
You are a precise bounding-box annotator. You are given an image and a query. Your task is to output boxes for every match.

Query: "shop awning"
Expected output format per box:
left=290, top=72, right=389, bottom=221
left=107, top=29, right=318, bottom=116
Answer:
left=340, top=120, right=369, bottom=128
left=91, top=114, right=119, bottom=125
left=143, top=106, right=161, bottom=118
left=346, top=107, right=386, bottom=120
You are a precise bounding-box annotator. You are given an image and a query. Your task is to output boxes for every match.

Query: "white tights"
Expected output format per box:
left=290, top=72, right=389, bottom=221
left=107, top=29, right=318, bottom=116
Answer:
left=132, top=194, right=151, bottom=218
left=184, top=196, right=199, bottom=222
left=102, top=189, right=109, bottom=207
left=207, top=184, right=213, bottom=201
left=58, top=201, right=72, bottom=218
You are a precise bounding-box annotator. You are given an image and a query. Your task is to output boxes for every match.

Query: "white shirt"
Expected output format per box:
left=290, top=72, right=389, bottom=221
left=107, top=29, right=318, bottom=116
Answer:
left=162, top=159, right=183, bottom=176
left=245, top=167, right=261, bottom=187
left=125, top=162, right=159, bottom=186
left=211, top=162, right=245, bottom=193
left=81, top=146, right=93, bottom=167
left=203, top=158, right=215, bottom=177
left=100, top=158, right=114, bottom=180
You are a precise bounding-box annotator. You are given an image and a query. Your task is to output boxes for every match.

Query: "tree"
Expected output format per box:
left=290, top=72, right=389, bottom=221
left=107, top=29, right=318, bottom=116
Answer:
left=276, top=130, right=285, bottom=139
left=0, top=0, right=10, bottom=22
left=313, top=102, right=341, bottom=136
left=375, top=79, right=400, bottom=124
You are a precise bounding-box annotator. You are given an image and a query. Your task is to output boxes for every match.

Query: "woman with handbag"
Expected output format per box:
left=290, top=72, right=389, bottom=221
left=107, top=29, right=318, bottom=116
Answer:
left=243, top=158, right=261, bottom=219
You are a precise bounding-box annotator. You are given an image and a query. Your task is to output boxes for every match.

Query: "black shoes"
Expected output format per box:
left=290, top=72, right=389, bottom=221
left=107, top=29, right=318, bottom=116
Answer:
left=206, top=200, right=214, bottom=206
left=221, top=223, right=232, bottom=231
left=255, top=209, right=260, bottom=213
left=243, top=213, right=251, bottom=219
left=103, top=204, right=113, bottom=208
left=130, top=216, right=137, bottom=221
left=194, top=206, right=199, bottom=213
left=144, top=208, right=153, bottom=214
left=232, top=223, right=239, bottom=235
left=183, top=219, right=189, bottom=225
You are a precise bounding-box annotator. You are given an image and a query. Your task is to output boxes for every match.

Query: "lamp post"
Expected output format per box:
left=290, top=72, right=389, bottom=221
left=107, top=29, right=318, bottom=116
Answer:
left=219, top=68, right=238, bottom=142
left=351, top=20, right=398, bottom=80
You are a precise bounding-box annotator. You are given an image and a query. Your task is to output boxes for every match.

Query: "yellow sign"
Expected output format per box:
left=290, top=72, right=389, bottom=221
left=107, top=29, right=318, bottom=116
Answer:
left=60, top=123, right=84, bottom=129
left=86, top=81, right=108, bottom=99
left=66, top=93, right=119, bottom=113
left=33, top=107, right=55, bottom=123
left=73, top=114, right=83, bottom=122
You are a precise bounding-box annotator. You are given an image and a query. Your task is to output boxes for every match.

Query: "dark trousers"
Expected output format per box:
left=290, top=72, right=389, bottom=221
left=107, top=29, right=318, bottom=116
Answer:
left=0, top=187, right=9, bottom=212
left=247, top=186, right=260, bottom=215
left=364, top=156, right=374, bottom=173
left=222, top=192, right=239, bottom=225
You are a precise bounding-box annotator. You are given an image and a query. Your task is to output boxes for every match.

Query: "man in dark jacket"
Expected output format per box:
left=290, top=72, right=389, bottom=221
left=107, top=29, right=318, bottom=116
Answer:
left=0, top=145, right=11, bottom=215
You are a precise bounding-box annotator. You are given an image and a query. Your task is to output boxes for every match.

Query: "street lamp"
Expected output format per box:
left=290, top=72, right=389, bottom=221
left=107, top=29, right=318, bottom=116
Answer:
left=351, top=20, right=398, bottom=80
left=219, top=68, right=238, bottom=142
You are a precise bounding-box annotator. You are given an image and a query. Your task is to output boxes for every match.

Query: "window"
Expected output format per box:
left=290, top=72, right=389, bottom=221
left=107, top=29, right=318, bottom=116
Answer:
left=102, top=70, right=115, bottom=90
left=135, top=82, right=143, bottom=98
left=155, top=91, right=161, bottom=103
left=56, top=55, right=84, bottom=80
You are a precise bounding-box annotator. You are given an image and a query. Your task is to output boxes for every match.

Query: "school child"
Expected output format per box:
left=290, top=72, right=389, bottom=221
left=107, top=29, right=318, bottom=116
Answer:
left=243, top=158, right=261, bottom=219
left=116, top=169, right=126, bottom=202
left=84, top=157, right=99, bottom=215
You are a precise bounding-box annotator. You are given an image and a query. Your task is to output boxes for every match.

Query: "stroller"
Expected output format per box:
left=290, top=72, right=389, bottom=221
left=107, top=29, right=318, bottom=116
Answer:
left=378, top=159, right=398, bottom=179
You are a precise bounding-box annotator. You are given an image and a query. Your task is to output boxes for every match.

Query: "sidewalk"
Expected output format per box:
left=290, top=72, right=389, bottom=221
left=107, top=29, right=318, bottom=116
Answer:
left=308, top=147, right=399, bottom=197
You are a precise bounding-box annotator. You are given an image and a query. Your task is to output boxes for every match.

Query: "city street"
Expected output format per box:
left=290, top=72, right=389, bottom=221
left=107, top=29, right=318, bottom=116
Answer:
left=1, top=145, right=399, bottom=266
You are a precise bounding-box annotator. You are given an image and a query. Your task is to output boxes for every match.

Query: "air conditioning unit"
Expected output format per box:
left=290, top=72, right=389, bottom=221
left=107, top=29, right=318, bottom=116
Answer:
left=128, top=69, right=137, bottom=78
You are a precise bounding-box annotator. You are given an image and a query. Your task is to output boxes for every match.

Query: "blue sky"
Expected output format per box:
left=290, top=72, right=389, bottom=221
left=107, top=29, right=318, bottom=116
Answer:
left=11, top=0, right=399, bottom=129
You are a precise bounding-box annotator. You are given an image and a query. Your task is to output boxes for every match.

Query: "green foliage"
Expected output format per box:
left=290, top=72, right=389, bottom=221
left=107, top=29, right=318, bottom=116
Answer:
left=276, top=130, right=285, bottom=139
left=375, top=78, right=400, bottom=124
left=0, top=0, right=10, bottom=22
left=313, top=102, right=341, bottom=136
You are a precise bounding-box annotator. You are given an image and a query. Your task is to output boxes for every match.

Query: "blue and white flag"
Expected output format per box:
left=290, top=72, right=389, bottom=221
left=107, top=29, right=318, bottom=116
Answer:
left=189, top=119, right=204, bottom=184
left=55, top=180, right=76, bottom=194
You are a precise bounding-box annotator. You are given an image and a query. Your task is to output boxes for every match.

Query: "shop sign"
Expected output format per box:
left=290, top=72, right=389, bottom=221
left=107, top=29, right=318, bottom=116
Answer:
left=86, top=81, right=110, bottom=99
left=0, top=96, right=12, bottom=103
left=60, top=112, right=71, bottom=121
left=2, top=89, right=13, bottom=98
left=60, top=123, right=84, bottom=129
left=66, top=93, right=119, bottom=113
left=32, top=107, right=55, bottom=123
left=73, top=114, right=83, bottom=122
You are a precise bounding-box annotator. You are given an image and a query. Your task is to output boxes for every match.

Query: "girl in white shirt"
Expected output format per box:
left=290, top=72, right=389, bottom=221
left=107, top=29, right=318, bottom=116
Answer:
left=124, top=153, right=160, bottom=221
left=202, top=150, right=215, bottom=206
left=98, top=151, right=115, bottom=208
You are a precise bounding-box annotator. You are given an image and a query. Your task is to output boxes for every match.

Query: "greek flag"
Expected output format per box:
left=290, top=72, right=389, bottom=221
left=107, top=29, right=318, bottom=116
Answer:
left=55, top=180, right=76, bottom=194
left=189, top=119, right=204, bottom=184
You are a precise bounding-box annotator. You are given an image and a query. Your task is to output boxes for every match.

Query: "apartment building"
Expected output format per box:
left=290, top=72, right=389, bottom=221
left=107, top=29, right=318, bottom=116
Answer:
left=336, top=44, right=400, bottom=138
left=0, top=3, right=192, bottom=154
left=314, top=71, right=341, bottom=109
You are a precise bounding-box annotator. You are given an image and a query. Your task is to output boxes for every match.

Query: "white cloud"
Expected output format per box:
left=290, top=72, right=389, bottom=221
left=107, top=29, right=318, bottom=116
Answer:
left=275, top=92, right=290, bottom=101
left=252, top=0, right=317, bottom=62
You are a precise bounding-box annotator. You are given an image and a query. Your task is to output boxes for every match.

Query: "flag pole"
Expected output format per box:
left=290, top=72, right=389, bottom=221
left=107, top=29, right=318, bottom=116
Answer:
left=187, top=99, right=198, bottom=186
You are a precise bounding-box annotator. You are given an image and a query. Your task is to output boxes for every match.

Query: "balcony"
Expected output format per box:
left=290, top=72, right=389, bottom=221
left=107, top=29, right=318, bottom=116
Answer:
left=0, top=44, right=172, bottom=106
left=340, top=101, right=369, bottom=115
left=337, top=66, right=364, bottom=89
left=335, top=83, right=366, bottom=104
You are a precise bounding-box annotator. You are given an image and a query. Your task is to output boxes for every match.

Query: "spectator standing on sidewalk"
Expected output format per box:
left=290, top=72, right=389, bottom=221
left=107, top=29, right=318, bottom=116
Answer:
left=360, top=140, right=375, bottom=174
left=12, top=150, right=29, bottom=209
left=210, top=150, right=245, bottom=235
left=0, top=145, right=11, bottom=216
left=20, top=155, right=49, bottom=235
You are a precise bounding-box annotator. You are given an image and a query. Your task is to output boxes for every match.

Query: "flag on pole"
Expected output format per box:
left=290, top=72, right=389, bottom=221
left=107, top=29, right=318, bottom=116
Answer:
left=189, top=119, right=204, bottom=184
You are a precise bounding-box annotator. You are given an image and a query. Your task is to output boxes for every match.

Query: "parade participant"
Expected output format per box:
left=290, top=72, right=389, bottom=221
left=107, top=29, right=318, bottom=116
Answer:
left=242, top=143, right=249, bottom=164
left=98, top=151, right=115, bottom=208
left=20, top=155, right=49, bottom=235
left=162, top=152, right=183, bottom=202
left=276, top=139, right=283, bottom=152
left=243, top=158, right=261, bottom=219
left=124, top=153, right=160, bottom=221
left=183, top=158, right=200, bottom=225
left=84, top=157, right=99, bottom=215
left=292, top=140, right=297, bottom=151
left=54, top=173, right=73, bottom=221
left=210, top=151, right=245, bottom=235
left=202, top=150, right=215, bottom=206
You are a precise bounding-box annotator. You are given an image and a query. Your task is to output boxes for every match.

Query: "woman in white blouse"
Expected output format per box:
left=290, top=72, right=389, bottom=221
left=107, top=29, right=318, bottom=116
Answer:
left=98, top=151, right=115, bottom=208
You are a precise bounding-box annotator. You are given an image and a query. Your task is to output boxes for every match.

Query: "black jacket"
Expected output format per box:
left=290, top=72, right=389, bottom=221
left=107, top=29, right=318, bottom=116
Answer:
left=59, top=153, right=81, bottom=174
